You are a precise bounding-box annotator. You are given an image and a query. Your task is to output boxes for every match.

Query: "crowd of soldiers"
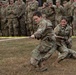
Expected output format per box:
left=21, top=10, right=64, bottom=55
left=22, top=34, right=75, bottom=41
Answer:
left=25, top=0, right=76, bottom=36
left=0, top=0, right=76, bottom=36
left=0, top=0, right=26, bottom=36
left=26, top=0, right=76, bottom=35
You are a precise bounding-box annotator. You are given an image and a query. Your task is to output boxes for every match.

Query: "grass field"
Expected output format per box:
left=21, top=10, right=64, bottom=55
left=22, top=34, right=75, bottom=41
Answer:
left=0, top=38, right=76, bottom=75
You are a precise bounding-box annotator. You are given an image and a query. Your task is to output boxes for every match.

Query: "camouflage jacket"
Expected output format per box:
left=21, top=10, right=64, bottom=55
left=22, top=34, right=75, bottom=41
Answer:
left=34, top=18, right=55, bottom=40
left=54, top=24, right=72, bottom=46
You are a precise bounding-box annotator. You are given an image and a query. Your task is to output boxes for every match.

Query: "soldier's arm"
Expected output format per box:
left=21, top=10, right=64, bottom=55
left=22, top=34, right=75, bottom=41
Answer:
left=34, top=22, right=46, bottom=39
left=47, top=7, right=55, bottom=17
left=54, top=25, right=60, bottom=35
left=61, top=6, right=66, bottom=16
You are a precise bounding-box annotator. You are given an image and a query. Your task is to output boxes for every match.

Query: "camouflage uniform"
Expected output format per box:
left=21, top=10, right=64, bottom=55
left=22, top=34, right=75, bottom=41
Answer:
left=0, top=0, right=2, bottom=35
left=54, top=24, right=76, bottom=61
left=64, top=0, right=74, bottom=17
left=26, top=0, right=38, bottom=36
left=15, top=0, right=26, bottom=36
left=46, top=0, right=56, bottom=29
left=31, top=18, right=56, bottom=67
left=38, top=2, right=49, bottom=19
left=25, top=1, right=29, bottom=36
left=71, top=2, right=76, bottom=35
left=55, top=0, right=66, bottom=25
left=6, top=2, right=19, bottom=36
left=1, top=1, right=8, bottom=36
left=64, top=0, right=74, bottom=27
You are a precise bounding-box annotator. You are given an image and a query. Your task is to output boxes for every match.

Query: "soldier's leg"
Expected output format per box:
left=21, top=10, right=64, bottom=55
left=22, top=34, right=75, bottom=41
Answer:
left=30, top=44, right=48, bottom=71
left=1, top=20, right=4, bottom=36
left=8, top=19, right=14, bottom=36
left=19, top=17, right=26, bottom=36
left=30, top=45, right=41, bottom=69
left=38, top=45, right=57, bottom=71
left=26, top=23, right=31, bottom=36
left=68, top=49, right=76, bottom=58
left=58, top=45, right=69, bottom=62
left=53, top=45, right=69, bottom=67
left=13, top=18, right=19, bottom=36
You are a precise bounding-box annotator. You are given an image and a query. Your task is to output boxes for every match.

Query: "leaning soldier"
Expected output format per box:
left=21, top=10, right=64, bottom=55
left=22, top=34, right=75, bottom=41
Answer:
left=53, top=16, right=76, bottom=67
left=30, top=11, right=57, bottom=71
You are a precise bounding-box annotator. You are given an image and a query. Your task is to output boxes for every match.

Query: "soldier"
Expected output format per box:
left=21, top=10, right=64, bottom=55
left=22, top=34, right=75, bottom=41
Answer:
left=55, top=0, right=66, bottom=25
left=46, top=0, right=56, bottom=29
left=26, top=0, right=39, bottom=36
left=15, top=0, right=26, bottom=36
left=63, top=0, right=68, bottom=7
left=30, top=11, right=56, bottom=71
left=54, top=16, right=76, bottom=66
left=25, top=0, right=30, bottom=36
left=38, top=2, right=49, bottom=19
left=6, top=0, right=19, bottom=36
left=71, top=1, right=76, bottom=35
left=0, top=0, right=2, bottom=35
left=1, top=1, right=8, bottom=36
left=64, top=0, right=74, bottom=17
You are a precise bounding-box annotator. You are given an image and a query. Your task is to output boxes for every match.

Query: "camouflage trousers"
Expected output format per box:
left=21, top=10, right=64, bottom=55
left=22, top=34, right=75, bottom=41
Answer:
left=7, top=18, right=19, bottom=36
left=30, top=37, right=56, bottom=66
left=57, top=44, right=76, bottom=60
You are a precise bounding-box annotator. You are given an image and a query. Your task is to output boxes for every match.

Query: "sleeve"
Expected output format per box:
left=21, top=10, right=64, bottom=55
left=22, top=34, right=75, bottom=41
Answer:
left=34, top=22, right=46, bottom=39
left=54, top=25, right=60, bottom=35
